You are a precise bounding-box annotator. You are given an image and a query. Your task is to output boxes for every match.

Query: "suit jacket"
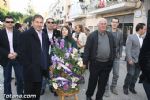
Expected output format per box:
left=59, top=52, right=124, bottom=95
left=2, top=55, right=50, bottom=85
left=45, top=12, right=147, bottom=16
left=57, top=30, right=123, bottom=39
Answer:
left=0, top=28, right=20, bottom=67
left=43, top=28, right=61, bottom=40
left=139, top=33, right=150, bottom=83
left=18, top=27, right=50, bottom=82
left=126, top=34, right=141, bottom=63
left=83, top=30, right=115, bottom=66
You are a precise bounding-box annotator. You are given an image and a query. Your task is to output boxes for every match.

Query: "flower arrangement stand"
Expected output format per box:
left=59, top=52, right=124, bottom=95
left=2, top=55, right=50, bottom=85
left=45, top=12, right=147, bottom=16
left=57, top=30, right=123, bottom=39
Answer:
left=55, top=89, right=79, bottom=100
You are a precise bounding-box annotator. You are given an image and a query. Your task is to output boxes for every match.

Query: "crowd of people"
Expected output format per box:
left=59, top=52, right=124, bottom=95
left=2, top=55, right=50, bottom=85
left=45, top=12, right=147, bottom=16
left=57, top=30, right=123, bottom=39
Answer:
left=0, top=14, right=150, bottom=100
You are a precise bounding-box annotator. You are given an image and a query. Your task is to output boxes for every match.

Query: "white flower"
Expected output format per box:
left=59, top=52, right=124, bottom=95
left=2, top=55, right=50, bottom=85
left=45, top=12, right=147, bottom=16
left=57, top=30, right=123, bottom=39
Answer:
left=71, top=83, right=77, bottom=88
left=77, top=60, right=83, bottom=67
left=57, top=64, right=62, bottom=70
left=52, top=83, right=58, bottom=89
left=71, top=77, right=79, bottom=82
left=73, top=48, right=78, bottom=54
left=78, top=58, right=82, bottom=62
left=71, top=54, right=75, bottom=58
left=59, top=57, right=64, bottom=63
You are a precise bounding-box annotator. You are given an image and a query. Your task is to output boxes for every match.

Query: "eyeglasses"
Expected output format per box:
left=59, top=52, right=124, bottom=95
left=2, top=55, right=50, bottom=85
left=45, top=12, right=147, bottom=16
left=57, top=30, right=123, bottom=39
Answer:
left=47, top=21, right=54, bottom=24
left=5, top=21, right=14, bottom=23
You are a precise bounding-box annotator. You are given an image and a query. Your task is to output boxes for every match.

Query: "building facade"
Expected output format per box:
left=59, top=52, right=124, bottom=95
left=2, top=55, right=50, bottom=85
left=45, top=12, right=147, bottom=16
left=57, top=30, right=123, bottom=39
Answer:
left=48, top=0, right=150, bottom=44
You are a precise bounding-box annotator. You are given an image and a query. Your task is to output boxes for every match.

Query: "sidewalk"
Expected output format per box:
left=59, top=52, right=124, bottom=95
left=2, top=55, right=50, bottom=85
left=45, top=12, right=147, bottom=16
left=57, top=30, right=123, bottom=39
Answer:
left=0, top=48, right=148, bottom=100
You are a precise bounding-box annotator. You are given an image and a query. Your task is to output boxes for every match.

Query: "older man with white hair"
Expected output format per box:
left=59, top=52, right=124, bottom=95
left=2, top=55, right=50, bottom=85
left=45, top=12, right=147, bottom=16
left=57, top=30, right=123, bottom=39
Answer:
left=83, top=18, right=115, bottom=100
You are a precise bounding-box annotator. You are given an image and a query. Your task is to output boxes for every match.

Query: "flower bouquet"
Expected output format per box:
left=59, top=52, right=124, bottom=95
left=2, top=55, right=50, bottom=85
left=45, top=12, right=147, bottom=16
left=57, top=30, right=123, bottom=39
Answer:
left=49, top=38, right=85, bottom=93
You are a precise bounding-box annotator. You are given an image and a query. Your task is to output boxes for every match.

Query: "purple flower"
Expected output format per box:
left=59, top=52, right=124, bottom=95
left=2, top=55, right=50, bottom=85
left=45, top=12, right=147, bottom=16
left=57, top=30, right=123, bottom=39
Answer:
left=65, top=53, right=70, bottom=59
left=60, top=39, right=65, bottom=49
left=51, top=55, right=60, bottom=64
left=49, top=39, right=54, bottom=45
left=68, top=47, right=73, bottom=53
left=63, top=84, right=69, bottom=90
left=54, top=38, right=59, bottom=47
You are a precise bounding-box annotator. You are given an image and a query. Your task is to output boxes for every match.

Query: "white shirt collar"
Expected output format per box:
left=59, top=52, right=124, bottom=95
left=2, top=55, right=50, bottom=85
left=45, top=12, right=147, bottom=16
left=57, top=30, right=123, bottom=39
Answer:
left=6, top=28, right=13, bottom=34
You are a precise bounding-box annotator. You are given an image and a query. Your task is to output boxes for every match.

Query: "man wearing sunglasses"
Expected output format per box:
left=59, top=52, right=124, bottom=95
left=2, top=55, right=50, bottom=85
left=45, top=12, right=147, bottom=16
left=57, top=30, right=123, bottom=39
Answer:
left=41, top=18, right=61, bottom=96
left=43, top=18, right=61, bottom=41
left=0, top=16, right=23, bottom=99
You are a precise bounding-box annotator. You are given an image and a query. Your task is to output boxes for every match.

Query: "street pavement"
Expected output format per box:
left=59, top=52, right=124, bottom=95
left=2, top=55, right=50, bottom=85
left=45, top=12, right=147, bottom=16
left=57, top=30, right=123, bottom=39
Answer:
left=0, top=48, right=148, bottom=100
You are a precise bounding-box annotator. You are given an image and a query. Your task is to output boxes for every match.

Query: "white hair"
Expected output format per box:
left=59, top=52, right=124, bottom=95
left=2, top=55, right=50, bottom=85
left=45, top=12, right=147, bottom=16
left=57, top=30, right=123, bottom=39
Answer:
left=98, top=18, right=107, bottom=25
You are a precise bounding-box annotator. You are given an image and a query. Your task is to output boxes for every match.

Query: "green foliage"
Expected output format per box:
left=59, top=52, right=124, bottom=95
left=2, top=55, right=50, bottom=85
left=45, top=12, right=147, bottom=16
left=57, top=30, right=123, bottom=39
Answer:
left=23, top=16, right=32, bottom=26
left=7, top=12, right=24, bottom=23
left=0, top=8, right=8, bottom=21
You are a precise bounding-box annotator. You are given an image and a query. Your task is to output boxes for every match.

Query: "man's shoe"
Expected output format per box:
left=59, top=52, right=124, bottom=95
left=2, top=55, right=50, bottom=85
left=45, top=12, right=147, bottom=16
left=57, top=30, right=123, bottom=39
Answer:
left=123, top=87, right=129, bottom=95
left=86, top=96, right=92, bottom=100
left=40, top=89, right=45, bottom=95
left=104, top=91, right=110, bottom=97
left=129, top=88, right=137, bottom=94
left=110, top=87, right=118, bottom=95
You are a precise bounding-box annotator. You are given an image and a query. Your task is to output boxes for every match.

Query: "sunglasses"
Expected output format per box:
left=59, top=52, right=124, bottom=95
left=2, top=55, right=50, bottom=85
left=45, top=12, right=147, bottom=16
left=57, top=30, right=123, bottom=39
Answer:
left=5, top=21, right=14, bottom=23
left=47, top=21, right=54, bottom=24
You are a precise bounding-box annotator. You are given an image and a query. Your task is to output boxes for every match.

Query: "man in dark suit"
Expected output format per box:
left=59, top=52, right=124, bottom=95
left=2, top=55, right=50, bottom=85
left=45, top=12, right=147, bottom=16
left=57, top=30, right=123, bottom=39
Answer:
left=41, top=18, right=61, bottom=96
left=0, top=16, right=23, bottom=99
left=139, top=25, right=150, bottom=100
left=83, top=18, right=115, bottom=100
left=19, top=14, right=50, bottom=100
left=43, top=18, right=61, bottom=41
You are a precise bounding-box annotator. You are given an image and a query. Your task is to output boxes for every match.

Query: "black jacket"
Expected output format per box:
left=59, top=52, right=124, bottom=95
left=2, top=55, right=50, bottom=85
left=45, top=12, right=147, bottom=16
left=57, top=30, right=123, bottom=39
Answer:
left=18, top=27, right=50, bottom=82
left=139, top=33, right=150, bottom=83
left=43, top=28, right=61, bottom=39
left=0, top=28, right=20, bottom=66
left=83, top=30, right=115, bottom=65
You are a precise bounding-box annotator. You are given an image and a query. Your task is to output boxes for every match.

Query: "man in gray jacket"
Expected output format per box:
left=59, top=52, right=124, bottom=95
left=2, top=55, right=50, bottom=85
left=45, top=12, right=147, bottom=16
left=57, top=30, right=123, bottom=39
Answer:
left=104, top=18, right=123, bottom=96
left=123, top=23, right=146, bottom=95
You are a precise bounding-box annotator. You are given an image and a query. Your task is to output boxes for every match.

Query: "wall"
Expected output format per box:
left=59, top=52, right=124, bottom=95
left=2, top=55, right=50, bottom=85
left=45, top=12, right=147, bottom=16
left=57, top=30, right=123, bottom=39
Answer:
left=133, top=0, right=150, bottom=33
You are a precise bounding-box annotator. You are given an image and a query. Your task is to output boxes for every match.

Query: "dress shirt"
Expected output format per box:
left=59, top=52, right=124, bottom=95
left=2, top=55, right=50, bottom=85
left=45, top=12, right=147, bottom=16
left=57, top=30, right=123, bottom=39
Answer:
left=47, top=29, right=53, bottom=40
left=6, top=29, right=14, bottom=53
left=36, top=30, right=43, bottom=48
left=136, top=33, right=143, bottom=48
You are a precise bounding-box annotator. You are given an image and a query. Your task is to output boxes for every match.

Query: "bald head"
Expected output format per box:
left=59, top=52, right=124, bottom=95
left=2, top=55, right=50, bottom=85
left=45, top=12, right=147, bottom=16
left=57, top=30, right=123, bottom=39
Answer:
left=98, top=18, right=107, bottom=33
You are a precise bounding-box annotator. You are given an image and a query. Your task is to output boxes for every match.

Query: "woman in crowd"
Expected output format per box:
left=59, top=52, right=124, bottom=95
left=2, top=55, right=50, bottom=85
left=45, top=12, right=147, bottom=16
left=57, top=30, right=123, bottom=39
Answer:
left=60, top=25, right=76, bottom=48
left=72, top=24, right=87, bottom=58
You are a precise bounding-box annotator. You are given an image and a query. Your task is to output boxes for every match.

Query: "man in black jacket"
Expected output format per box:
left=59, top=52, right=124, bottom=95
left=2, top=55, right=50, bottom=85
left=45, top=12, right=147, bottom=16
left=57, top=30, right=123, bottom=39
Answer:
left=139, top=28, right=150, bottom=100
left=40, top=18, right=61, bottom=96
left=83, top=18, right=115, bottom=100
left=19, top=14, right=50, bottom=100
left=0, top=16, right=23, bottom=99
left=43, top=18, right=61, bottom=40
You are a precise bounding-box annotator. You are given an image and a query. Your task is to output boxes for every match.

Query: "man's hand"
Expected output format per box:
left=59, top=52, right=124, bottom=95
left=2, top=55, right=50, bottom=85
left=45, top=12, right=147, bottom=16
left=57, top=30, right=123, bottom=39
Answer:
left=8, top=53, right=14, bottom=59
left=128, top=60, right=134, bottom=65
left=8, top=52, right=18, bottom=60
left=12, top=52, right=18, bottom=57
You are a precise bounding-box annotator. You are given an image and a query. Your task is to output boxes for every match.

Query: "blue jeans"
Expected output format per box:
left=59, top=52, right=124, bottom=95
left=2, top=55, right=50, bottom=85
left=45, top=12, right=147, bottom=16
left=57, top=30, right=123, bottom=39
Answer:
left=105, top=58, right=120, bottom=91
left=143, top=81, right=150, bottom=100
left=123, top=62, right=140, bottom=89
left=3, top=60, right=23, bottom=96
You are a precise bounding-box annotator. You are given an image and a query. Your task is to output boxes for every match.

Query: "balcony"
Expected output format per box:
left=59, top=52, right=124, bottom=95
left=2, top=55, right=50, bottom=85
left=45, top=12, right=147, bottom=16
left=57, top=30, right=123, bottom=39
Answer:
left=68, top=1, right=88, bottom=19
left=88, top=0, right=140, bottom=15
